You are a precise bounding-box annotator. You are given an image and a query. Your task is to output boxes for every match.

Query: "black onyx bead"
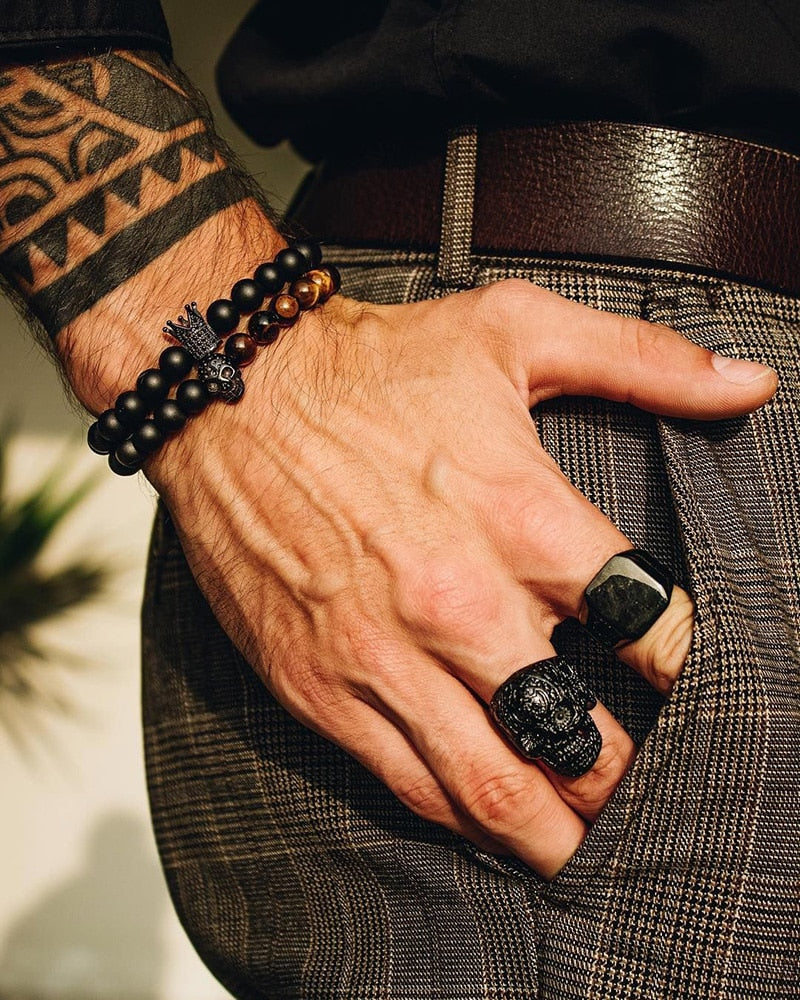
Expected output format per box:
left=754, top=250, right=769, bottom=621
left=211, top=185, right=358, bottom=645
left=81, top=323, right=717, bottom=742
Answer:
left=87, top=422, right=113, bottom=455
left=114, top=390, right=148, bottom=429
left=159, top=346, right=193, bottom=383
left=225, top=333, right=257, bottom=366
left=113, top=438, right=144, bottom=470
left=248, top=311, right=281, bottom=345
left=175, top=378, right=210, bottom=415
left=254, top=262, right=284, bottom=294
left=136, top=368, right=169, bottom=405
left=109, top=452, right=141, bottom=477
left=206, top=298, right=240, bottom=335
left=275, top=247, right=307, bottom=282
left=131, top=420, right=164, bottom=456
left=97, top=408, right=128, bottom=443
left=153, top=399, right=187, bottom=435
left=231, top=278, right=264, bottom=314
left=293, top=240, right=322, bottom=270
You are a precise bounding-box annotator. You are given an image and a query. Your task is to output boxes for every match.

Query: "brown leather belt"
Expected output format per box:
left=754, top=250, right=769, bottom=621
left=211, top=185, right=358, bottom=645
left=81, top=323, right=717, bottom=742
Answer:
left=292, top=122, right=800, bottom=297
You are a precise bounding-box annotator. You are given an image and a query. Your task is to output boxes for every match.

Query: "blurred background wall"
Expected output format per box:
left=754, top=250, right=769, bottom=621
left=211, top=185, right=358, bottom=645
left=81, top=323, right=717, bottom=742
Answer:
left=0, top=2, right=307, bottom=997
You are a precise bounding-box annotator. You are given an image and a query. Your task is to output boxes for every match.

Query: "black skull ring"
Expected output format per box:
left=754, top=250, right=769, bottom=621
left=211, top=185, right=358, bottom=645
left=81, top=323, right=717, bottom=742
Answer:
left=489, top=657, right=602, bottom=777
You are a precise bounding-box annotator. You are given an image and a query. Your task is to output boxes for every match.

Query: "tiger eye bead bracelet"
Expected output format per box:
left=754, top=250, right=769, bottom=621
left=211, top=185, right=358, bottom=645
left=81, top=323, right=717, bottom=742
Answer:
left=87, top=240, right=341, bottom=476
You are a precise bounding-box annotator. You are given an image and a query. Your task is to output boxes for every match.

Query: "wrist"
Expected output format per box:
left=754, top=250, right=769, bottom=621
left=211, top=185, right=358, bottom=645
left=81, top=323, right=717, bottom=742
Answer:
left=144, top=289, right=356, bottom=502
left=73, top=231, right=343, bottom=480
left=57, top=199, right=284, bottom=415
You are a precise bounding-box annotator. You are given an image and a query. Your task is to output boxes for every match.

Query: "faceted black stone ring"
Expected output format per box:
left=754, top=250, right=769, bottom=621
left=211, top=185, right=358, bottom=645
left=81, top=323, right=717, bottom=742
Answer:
left=489, top=657, right=602, bottom=778
left=580, top=549, right=674, bottom=649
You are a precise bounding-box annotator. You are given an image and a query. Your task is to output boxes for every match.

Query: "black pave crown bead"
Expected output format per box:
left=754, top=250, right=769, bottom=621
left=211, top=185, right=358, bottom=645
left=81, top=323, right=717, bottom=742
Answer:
left=581, top=549, right=674, bottom=648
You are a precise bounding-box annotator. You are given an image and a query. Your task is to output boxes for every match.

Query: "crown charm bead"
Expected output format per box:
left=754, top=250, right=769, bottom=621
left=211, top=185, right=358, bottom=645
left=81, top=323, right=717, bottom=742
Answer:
left=163, top=301, right=244, bottom=402
left=163, top=302, right=221, bottom=360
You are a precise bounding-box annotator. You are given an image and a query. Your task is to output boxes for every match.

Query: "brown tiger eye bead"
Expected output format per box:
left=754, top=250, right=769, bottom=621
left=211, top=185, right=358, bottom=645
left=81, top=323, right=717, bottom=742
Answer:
left=289, top=278, right=321, bottom=310
left=248, top=311, right=282, bottom=344
left=324, top=263, right=342, bottom=294
left=224, top=333, right=257, bottom=366
left=271, top=293, right=300, bottom=324
left=306, top=268, right=334, bottom=300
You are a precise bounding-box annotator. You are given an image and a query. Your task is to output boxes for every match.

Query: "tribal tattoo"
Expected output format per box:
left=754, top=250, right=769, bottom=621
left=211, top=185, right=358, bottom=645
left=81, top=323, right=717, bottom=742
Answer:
left=0, top=52, right=251, bottom=336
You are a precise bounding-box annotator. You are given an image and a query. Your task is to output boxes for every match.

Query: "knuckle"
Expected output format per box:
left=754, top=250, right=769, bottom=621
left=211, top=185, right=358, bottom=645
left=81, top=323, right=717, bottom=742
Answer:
left=473, top=277, right=534, bottom=324
left=394, top=774, right=449, bottom=819
left=470, top=278, right=556, bottom=375
left=561, top=734, right=635, bottom=820
left=337, top=615, right=387, bottom=665
left=486, top=476, right=575, bottom=560
left=623, top=316, right=671, bottom=371
left=398, top=557, right=501, bottom=639
left=459, top=766, right=537, bottom=835
left=587, top=734, right=633, bottom=792
left=274, top=651, right=330, bottom=709
left=492, top=483, right=554, bottom=540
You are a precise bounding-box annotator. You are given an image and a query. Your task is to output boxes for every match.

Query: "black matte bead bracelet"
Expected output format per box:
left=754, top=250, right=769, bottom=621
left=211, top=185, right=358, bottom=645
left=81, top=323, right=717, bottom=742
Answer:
left=87, top=240, right=340, bottom=476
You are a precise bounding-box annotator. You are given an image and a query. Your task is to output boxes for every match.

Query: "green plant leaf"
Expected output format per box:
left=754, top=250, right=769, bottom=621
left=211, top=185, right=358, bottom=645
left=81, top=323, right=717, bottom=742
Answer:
left=0, top=428, right=112, bottom=722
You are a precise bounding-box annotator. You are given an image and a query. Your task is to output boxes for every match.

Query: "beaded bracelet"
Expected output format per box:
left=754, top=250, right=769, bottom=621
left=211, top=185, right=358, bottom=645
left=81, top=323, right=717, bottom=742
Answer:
left=86, top=241, right=340, bottom=476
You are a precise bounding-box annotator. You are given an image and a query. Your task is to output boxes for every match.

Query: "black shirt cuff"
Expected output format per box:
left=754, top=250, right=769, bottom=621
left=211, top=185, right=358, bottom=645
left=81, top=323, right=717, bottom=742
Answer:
left=0, top=0, right=172, bottom=60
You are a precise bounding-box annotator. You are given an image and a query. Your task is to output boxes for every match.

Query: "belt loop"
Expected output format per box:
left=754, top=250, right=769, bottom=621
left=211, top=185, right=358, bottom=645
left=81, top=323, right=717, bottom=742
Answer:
left=436, top=125, right=478, bottom=288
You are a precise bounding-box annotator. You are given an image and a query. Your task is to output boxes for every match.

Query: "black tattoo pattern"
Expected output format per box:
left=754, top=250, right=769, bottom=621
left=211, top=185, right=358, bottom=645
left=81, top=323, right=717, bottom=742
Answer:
left=0, top=52, right=249, bottom=336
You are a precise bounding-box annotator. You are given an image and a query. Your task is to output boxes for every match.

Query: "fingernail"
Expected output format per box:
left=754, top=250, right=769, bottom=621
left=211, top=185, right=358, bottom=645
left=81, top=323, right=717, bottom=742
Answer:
left=711, top=353, right=776, bottom=385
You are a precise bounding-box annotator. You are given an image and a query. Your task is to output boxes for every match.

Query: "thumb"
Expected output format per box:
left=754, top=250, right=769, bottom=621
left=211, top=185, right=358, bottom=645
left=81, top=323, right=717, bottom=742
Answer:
left=499, top=282, right=778, bottom=418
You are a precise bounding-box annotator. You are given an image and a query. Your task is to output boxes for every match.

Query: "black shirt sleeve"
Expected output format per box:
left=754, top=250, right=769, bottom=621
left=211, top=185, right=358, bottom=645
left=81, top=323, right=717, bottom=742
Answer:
left=0, top=0, right=172, bottom=60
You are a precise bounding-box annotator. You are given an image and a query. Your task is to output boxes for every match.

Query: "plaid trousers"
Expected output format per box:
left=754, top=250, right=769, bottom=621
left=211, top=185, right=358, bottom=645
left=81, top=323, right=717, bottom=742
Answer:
left=142, top=247, right=800, bottom=997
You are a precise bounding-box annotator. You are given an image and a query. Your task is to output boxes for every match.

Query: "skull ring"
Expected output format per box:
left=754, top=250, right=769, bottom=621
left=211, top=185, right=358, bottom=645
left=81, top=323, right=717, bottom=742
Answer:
left=489, top=656, right=601, bottom=777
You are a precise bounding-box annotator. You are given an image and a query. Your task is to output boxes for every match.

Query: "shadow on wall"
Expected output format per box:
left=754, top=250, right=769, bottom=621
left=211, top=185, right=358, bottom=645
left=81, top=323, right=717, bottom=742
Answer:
left=0, top=813, right=167, bottom=1000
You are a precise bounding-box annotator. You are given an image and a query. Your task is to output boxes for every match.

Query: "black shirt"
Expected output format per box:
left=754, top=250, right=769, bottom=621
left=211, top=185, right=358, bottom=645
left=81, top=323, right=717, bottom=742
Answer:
left=1, top=1, right=799, bottom=157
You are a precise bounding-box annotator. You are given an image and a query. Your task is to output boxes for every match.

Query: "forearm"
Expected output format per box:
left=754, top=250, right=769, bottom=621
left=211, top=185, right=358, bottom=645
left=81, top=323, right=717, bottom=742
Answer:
left=0, top=49, right=284, bottom=412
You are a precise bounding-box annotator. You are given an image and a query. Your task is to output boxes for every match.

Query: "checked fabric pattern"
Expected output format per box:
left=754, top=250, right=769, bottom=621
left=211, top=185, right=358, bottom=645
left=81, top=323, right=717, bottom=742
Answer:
left=142, top=251, right=800, bottom=998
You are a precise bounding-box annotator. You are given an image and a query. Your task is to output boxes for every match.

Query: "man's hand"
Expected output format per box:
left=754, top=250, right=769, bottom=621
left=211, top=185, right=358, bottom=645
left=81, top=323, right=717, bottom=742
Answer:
left=138, top=279, right=775, bottom=878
